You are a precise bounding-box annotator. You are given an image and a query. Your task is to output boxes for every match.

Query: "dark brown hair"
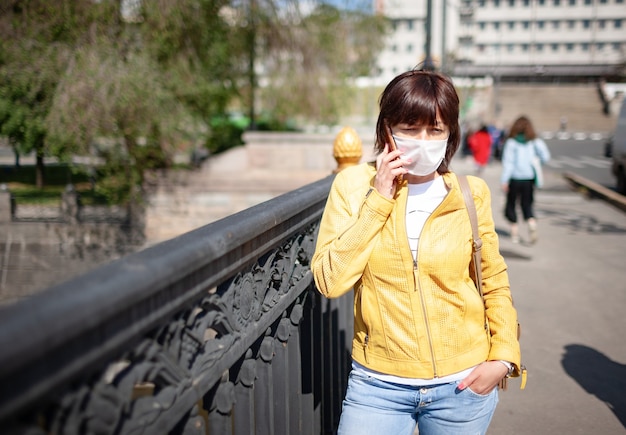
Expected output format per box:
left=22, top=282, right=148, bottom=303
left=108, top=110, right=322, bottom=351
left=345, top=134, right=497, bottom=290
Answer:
left=507, top=116, right=537, bottom=141
left=374, top=69, right=460, bottom=174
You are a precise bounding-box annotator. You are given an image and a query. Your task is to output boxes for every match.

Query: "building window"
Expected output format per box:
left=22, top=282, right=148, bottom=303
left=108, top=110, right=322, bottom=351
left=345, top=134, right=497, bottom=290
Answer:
left=552, top=20, right=560, bottom=29
left=478, top=44, right=486, bottom=52
left=566, top=43, right=574, bottom=51
left=567, top=20, right=575, bottom=29
left=613, top=42, right=622, bottom=51
left=479, top=22, right=486, bottom=29
left=583, top=19, right=590, bottom=28
left=584, top=0, right=592, bottom=4
left=407, top=43, right=413, bottom=52
left=553, top=0, right=560, bottom=5
left=551, top=43, right=559, bottom=51
left=494, top=21, right=500, bottom=30
left=479, top=0, right=486, bottom=6
left=598, top=19, right=606, bottom=29
left=494, top=0, right=501, bottom=6
left=569, top=0, right=575, bottom=5
left=537, top=20, right=545, bottom=29
left=508, top=21, right=515, bottom=29
left=522, top=21, right=530, bottom=29
left=596, top=42, right=604, bottom=50
left=538, top=0, right=545, bottom=4
left=391, top=44, right=398, bottom=52
left=523, top=0, right=530, bottom=5
left=535, top=43, right=544, bottom=51
left=615, top=19, right=623, bottom=29
left=521, top=43, right=529, bottom=51
left=508, top=0, right=515, bottom=6
left=581, top=43, right=589, bottom=51
left=507, top=43, right=514, bottom=52
left=407, top=20, right=414, bottom=30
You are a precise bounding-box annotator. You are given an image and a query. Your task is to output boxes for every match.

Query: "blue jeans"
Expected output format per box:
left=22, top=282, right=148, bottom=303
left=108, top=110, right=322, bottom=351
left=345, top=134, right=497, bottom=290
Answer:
left=337, top=370, right=498, bottom=435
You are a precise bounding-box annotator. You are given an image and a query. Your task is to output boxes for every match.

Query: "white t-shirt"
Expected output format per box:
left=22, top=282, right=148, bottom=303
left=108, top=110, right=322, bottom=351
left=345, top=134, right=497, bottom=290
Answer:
left=406, top=177, right=448, bottom=263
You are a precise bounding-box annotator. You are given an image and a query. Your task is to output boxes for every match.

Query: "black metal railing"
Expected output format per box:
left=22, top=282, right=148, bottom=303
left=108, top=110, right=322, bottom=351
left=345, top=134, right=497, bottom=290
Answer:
left=0, top=174, right=353, bottom=435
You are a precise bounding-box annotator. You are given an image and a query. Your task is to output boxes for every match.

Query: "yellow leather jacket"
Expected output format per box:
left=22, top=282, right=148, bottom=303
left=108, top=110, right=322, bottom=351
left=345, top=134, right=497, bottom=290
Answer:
left=312, top=162, right=521, bottom=378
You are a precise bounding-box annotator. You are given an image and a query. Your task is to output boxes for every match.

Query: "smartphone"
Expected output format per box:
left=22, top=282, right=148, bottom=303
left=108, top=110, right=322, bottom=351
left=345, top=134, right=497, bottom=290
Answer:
left=384, top=122, right=403, bottom=182
left=384, top=122, right=397, bottom=152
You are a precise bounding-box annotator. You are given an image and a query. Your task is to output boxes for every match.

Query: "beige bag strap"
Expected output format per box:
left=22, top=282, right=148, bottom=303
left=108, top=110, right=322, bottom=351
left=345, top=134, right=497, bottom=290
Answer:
left=458, top=174, right=483, bottom=301
left=458, top=174, right=527, bottom=390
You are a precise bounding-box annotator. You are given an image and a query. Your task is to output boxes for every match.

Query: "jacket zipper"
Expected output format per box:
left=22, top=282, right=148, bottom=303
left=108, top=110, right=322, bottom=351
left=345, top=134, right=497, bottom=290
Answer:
left=410, top=185, right=455, bottom=378
left=416, top=272, right=438, bottom=378
left=364, top=334, right=370, bottom=364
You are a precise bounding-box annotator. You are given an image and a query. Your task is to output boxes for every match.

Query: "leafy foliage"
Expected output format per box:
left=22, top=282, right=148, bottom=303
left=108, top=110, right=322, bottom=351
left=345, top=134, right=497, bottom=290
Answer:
left=0, top=0, right=85, bottom=187
left=253, top=2, right=388, bottom=126
left=0, top=0, right=387, bottom=202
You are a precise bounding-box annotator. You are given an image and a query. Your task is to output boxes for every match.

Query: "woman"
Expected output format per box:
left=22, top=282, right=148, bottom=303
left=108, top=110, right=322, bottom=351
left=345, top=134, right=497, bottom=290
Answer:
left=500, top=116, right=551, bottom=244
left=311, top=69, right=521, bottom=435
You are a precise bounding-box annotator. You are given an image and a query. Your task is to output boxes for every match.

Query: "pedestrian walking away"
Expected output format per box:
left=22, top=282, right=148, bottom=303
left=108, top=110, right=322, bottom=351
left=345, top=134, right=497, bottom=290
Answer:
left=312, top=68, right=522, bottom=435
left=500, top=115, right=551, bottom=244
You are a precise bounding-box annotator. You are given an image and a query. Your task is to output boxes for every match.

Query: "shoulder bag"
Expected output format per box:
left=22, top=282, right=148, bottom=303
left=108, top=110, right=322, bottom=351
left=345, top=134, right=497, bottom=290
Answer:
left=458, top=174, right=527, bottom=390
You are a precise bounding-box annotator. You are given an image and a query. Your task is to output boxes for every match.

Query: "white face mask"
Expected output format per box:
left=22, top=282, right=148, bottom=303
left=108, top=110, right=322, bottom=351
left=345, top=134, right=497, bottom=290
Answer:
left=392, top=135, right=448, bottom=176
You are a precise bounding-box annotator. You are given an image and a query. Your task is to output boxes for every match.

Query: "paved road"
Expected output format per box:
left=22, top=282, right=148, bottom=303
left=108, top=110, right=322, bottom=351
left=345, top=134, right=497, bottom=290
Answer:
left=453, top=156, right=626, bottom=435
left=544, top=137, right=615, bottom=190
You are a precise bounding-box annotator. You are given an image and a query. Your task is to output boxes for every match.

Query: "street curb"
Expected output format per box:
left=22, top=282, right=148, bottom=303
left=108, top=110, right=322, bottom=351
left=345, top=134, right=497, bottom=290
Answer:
left=562, top=171, right=626, bottom=213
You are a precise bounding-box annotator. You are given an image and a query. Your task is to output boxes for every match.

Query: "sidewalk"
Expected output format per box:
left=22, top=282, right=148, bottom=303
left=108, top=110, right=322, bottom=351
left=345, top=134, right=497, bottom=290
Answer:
left=452, top=156, right=626, bottom=434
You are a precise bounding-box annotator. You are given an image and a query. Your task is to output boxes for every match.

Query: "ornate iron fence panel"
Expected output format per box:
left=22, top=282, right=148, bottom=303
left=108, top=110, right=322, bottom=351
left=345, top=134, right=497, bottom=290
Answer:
left=0, top=174, right=353, bottom=435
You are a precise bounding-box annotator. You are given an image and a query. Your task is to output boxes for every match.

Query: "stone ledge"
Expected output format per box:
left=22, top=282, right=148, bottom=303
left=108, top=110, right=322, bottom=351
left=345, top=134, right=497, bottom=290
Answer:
left=563, top=171, right=626, bottom=213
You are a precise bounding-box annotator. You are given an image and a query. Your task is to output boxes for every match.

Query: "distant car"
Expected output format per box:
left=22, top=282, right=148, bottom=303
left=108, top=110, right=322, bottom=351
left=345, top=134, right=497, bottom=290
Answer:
left=610, top=101, right=626, bottom=195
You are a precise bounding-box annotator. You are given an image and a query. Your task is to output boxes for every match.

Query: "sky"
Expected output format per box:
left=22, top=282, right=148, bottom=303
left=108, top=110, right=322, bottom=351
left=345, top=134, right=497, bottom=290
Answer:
left=319, top=0, right=373, bottom=12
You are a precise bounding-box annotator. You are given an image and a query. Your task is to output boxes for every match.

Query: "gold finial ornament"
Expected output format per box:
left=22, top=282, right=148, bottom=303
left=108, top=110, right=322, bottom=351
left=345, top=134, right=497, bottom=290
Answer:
left=333, top=126, right=363, bottom=173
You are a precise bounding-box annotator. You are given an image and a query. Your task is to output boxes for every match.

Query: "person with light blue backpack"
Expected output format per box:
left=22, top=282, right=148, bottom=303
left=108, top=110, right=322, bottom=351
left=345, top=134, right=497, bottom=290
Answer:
left=500, top=116, right=551, bottom=244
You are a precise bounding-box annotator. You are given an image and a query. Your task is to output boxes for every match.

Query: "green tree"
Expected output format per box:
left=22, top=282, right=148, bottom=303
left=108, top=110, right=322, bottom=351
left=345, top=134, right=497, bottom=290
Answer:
left=140, top=0, right=243, bottom=119
left=46, top=0, right=240, bottom=203
left=1, top=0, right=244, bottom=199
left=0, top=0, right=387, bottom=198
left=0, top=0, right=88, bottom=188
left=247, top=1, right=388, bottom=126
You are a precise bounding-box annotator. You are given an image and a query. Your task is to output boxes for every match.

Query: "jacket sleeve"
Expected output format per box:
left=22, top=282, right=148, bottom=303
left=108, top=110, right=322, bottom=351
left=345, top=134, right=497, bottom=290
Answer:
left=499, top=139, right=515, bottom=185
left=311, top=170, right=394, bottom=299
left=470, top=177, right=522, bottom=369
left=535, top=138, right=551, bottom=163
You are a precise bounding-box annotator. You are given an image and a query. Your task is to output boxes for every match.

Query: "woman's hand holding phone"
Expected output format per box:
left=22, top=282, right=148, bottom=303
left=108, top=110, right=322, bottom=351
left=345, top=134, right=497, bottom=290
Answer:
left=375, top=123, right=408, bottom=199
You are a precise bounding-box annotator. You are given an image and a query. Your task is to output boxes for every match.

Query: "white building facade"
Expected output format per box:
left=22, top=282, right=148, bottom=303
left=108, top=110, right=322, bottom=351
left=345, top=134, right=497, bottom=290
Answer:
left=374, top=0, right=449, bottom=81
left=374, top=0, right=626, bottom=82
